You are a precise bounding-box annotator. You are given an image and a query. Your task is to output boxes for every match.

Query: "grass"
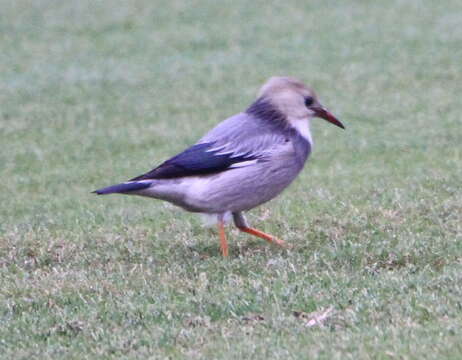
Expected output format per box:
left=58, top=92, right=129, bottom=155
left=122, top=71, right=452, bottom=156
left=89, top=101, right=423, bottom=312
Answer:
left=1, top=0, right=462, bottom=358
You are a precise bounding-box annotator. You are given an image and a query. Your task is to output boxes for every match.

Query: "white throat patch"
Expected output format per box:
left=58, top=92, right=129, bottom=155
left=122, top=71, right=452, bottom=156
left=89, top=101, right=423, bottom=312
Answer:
left=292, top=119, right=313, bottom=144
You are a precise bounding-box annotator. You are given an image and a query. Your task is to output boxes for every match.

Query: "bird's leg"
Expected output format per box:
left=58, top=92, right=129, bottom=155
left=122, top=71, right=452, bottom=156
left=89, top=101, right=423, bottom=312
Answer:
left=232, top=212, right=287, bottom=248
left=218, top=216, right=228, bottom=257
left=238, top=227, right=287, bottom=247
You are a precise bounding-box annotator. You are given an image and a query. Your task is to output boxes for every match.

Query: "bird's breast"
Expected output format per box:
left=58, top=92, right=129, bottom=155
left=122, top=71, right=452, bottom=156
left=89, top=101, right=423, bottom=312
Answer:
left=286, top=128, right=312, bottom=169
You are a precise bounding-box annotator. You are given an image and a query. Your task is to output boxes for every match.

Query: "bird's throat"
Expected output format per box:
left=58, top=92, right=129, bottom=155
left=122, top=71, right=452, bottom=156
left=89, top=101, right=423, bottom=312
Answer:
left=291, top=119, right=313, bottom=145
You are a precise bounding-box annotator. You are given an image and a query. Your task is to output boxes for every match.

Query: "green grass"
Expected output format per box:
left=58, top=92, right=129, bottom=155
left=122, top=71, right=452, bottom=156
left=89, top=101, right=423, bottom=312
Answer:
left=1, top=0, right=462, bottom=358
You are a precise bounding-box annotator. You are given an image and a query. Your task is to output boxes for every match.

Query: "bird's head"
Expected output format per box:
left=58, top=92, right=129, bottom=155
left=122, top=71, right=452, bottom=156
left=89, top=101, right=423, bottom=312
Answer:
left=257, top=76, right=344, bottom=129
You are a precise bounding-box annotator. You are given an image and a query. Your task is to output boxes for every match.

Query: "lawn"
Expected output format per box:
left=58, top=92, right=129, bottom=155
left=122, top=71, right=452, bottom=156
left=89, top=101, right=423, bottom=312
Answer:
left=1, top=0, right=462, bottom=358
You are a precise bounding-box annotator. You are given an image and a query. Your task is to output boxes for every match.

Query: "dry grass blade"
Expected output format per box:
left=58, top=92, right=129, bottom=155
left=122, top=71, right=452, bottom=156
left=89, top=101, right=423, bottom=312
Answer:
left=293, top=306, right=335, bottom=327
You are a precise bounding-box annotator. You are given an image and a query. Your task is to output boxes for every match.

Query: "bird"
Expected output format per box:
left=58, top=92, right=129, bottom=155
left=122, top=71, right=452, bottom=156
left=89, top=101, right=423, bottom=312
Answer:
left=93, top=76, right=344, bottom=256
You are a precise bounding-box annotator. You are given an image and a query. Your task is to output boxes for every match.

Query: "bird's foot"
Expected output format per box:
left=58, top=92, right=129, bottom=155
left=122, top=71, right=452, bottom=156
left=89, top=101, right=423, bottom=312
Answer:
left=237, top=226, right=290, bottom=249
left=271, top=237, right=291, bottom=249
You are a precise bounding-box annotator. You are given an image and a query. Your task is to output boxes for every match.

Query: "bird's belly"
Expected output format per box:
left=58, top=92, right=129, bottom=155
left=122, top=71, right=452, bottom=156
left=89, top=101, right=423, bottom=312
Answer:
left=184, top=159, right=305, bottom=213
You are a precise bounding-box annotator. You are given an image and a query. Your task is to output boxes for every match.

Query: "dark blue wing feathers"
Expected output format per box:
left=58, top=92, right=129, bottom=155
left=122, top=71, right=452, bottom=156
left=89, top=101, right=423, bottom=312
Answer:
left=130, top=142, right=257, bottom=181
left=93, top=181, right=151, bottom=195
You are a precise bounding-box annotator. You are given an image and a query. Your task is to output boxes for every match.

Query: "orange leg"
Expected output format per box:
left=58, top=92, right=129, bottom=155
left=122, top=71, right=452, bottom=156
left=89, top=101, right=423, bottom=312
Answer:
left=237, top=226, right=287, bottom=248
left=218, top=219, right=229, bottom=257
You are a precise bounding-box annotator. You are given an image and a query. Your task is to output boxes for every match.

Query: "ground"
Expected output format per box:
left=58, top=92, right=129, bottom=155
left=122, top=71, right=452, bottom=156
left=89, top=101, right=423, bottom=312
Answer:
left=1, top=0, right=462, bottom=358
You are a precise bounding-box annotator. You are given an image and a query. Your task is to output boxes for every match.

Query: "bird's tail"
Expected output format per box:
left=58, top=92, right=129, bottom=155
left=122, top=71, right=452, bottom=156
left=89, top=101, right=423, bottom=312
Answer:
left=92, top=181, right=151, bottom=195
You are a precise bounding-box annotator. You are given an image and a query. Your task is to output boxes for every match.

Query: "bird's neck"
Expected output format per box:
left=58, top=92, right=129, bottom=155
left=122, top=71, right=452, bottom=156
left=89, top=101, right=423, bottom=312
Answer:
left=290, top=118, right=313, bottom=145
left=246, top=97, right=287, bottom=125
left=246, top=97, right=313, bottom=146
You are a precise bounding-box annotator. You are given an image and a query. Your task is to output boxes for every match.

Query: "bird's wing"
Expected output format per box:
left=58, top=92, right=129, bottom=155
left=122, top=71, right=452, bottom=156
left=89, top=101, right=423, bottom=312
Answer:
left=130, top=112, right=289, bottom=181
left=130, top=142, right=259, bottom=180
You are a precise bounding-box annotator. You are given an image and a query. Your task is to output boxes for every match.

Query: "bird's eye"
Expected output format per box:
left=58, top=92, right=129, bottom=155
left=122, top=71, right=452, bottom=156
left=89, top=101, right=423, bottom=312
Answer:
left=304, top=96, right=314, bottom=107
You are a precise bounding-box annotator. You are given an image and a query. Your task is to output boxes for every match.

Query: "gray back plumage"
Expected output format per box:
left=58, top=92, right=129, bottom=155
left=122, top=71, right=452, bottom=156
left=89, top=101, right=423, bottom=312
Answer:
left=198, top=108, right=309, bottom=164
